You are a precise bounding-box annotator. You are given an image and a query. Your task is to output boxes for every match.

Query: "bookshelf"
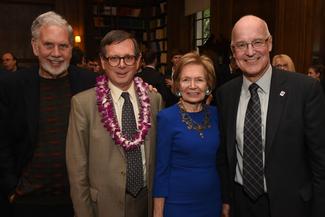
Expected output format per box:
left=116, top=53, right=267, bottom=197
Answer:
left=149, top=1, right=167, bottom=74
left=92, top=0, right=148, bottom=54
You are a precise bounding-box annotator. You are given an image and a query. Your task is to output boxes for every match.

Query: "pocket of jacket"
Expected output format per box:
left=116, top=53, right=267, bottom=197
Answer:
left=299, top=181, right=312, bottom=202
left=90, top=187, right=98, bottom=203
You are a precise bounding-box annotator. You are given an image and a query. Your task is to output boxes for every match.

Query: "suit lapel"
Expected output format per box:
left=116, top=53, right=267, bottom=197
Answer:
left=68, top=66, right=83, bottom=96
left=226, top=77, right=242, bottom=166
left=24, top=66, right=40, bottom=148
left=265, top=68, right=287, bottom=160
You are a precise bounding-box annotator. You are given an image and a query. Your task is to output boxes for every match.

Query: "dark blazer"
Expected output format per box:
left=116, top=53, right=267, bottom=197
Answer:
left=216, top=66, right=325, bottom=217
left=0, top=67, right=11, bottom=217
left=136, top=66, right=169, bottom=101
left=0, top=67, right=10, bottom=78
left=164, top=68, right=179, bottom=108
left=220, top=65, right=231, bottom=84
left=0, top=65, right=98, bottom=198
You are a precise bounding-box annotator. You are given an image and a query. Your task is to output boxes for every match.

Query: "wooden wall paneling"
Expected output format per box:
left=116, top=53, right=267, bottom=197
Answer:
left=55, top=0, right=85, bottom=52
left=302, top=0, right=314, bottom=74
left=167, top=0, right=190, bottom=68
left=0, top=1, right=54, bottom=68
left=83, top=0, right=96, bottom=58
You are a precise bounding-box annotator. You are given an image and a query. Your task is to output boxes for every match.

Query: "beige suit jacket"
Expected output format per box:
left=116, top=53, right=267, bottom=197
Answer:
left=66, top=86, right=164, bottom=217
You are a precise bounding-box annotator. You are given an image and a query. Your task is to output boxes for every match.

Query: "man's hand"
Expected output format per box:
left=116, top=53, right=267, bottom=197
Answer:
left=147, top=84, right=158, bottom=93
left=9, top=194, right=15, bottom=203
left=222, top=203, right=230, bottom=217
left=165, top=79, right=173, bottom=86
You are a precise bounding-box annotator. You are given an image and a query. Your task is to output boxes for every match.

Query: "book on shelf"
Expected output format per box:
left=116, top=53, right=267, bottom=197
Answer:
left=160, top=2, right=167, bottom=13
left=160, top=53, right=167, bottom=64
left=143, top=32, right=147, bottom=41
left=94, top=17, right=104, bottom=27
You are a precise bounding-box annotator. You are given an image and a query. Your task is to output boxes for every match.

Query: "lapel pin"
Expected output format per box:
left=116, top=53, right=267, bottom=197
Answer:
left=279, top=91, right=285, bottom=96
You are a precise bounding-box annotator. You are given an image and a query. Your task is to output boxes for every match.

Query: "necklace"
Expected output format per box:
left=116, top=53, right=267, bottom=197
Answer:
left=95, top=75, right=151, bottom=151
left=177, top=100, right=211, bottom=139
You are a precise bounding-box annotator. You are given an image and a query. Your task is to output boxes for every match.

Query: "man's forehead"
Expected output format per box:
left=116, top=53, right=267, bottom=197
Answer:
left=105, top=39, right=135, bottom=56
left=39, top=25, right=70, bottom=41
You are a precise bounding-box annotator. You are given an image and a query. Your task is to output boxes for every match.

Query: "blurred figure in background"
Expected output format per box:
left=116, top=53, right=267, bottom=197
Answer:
left=308, top=65, right=324, bottom=81
left=272, top=54, right=296, bottom=72
left=165, top=48, right=184, bottom=108
left=70, top=47, right=86, bottom=68
left=202, top=50, right=222, bottom=106
left=220, top=57, right=238, bottom=84
left=2, top=52, right=18, bottom=72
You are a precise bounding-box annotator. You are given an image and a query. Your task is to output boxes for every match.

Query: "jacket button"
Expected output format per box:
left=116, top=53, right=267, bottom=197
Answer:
left=121, top=171, right=126, bottom=176
left=119, top=200, right=124, bottom=204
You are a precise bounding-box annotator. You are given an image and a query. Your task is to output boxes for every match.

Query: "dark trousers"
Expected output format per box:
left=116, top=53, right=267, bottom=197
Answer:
left=234, top=183, right=271, bottom=217
left=10, top=203, right=74, bottom=217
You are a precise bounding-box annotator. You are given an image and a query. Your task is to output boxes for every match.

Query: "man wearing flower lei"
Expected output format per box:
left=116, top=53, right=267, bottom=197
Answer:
left=66, top=30, right=164, bottom=217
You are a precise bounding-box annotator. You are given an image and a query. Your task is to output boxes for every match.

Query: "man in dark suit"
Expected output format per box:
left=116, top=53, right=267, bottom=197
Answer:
left=220, top=57, right=238, bottom=84
left=164, top=48, right=183, bottom=107
left=137, top=49, right=169, bottom=101
left=0, top=11, right=98, bottom=217
left=0, top=67, right=11, bottom=217
left=216, top=15, right=325, bottom=217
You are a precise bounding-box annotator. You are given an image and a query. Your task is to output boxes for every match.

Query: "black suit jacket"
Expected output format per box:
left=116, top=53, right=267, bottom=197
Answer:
left=220, top=65, right=231, bottom=85
left=164, top=68, right=179, bottom=108
left=136, top=66, right=169, bottom=101
left=0, top=65, right=98, bottom=198
left=0, top=67, right=11, bottom=217
left=0, top=67, right=9, bottom=78
left=216, top=66, right=325, bottom=217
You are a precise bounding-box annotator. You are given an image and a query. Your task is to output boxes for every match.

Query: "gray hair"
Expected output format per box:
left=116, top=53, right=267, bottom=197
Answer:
left=231, top=15, right=271, bottom=45
left=31, top=11, right=74, bottom=46
left=100, top=30, right=140, bottom=58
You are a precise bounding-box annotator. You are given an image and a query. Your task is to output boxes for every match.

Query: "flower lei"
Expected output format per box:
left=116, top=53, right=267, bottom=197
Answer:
left=95, top=75, right=151, bottom=151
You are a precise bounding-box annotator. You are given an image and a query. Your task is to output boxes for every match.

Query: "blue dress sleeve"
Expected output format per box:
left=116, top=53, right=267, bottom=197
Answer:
left=153, top=110, right=173, bottom=198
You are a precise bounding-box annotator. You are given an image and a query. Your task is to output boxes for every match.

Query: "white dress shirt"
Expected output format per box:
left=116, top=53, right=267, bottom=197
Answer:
left=108, top=81, right=147, bottom=187
left=235, top=64, right=272, bottom=191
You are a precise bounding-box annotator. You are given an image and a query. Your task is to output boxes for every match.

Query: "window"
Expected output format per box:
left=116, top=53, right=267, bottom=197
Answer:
left=193, top=9, right=210, bottom=52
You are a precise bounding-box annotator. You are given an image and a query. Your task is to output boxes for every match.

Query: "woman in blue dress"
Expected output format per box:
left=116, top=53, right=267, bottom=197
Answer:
left=153, top=52, right=221, bottom=217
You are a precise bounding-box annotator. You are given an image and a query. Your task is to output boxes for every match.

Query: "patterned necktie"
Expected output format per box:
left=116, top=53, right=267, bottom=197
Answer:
left=121, top=92, right=144, bottom=197
left=243, top=83, right=264, bottom=201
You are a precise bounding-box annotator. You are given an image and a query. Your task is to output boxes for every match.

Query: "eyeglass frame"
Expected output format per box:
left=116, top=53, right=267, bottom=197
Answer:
left=231, top=36, right=270, bottom=52
left=102, top=55, right=138, bottom=67
left=275, top=64, right=288, bottom=69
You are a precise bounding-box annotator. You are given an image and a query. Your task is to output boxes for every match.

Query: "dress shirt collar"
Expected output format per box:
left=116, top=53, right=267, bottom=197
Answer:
left=108, top=81, right=137, bottom=103
left=242, top=64, right=272, bottom=97
left=146, top=65, right=155, bottom=70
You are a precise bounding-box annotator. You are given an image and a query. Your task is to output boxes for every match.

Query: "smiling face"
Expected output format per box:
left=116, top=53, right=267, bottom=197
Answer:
left=32, top=25, right=72, bottom=79
left=179, top=64, right=207, bottom=108
left=231, top=16, right=272, bottom=83
left=308, top=68, right=320, bottom=80
left=101, top=39, right=141, bottom=91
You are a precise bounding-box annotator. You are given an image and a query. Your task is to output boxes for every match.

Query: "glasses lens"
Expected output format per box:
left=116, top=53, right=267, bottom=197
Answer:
left=235, top=43, right=247, bottom=51
left=108, top=56, right=120, bottom=67
left=252, top=40, right=265, bottom=49
left=124, top=55, right=136, bottom=66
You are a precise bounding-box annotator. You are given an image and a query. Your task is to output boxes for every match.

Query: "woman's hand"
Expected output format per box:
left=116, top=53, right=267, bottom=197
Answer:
left=222, top=203, right=230, bottom=217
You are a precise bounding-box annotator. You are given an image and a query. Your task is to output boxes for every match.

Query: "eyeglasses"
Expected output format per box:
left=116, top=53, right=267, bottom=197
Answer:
left=275, top=64, right=288, bottom=69
left=102, top=55, right=137, bottom=67
left=232, top=37, right=270, bottom=52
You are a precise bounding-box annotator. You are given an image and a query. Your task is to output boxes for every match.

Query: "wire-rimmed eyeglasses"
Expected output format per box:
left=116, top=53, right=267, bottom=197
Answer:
left=102, top=55, right=137, bottom=67
left=232, top=37, right=270, bottom=52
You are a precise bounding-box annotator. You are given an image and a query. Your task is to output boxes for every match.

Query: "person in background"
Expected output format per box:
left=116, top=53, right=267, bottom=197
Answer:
left=220, top=57, right=238, bottom=84
left=85, top=57, right=95, bottom=71
left=165, top=48, right=184, bottom=108
left=307, top=65, right=324, bottom=81
left=66, top=30, right=164, bottom=217
left=2, top=52, right=18, bottom=72
left=0, top=11, right=98, bottom=217
left=70, top=47, right=86, bottom=68
left=272, top=54, right=296, bottom=72
left=202, top=50, right=222, bottom=106
left=136, top=49, right=169, bottom=101
left=216, top=15, right=325, bottom=217
left=93, top=57, right=103, bottom=74
left=153, top=52, right=221, bottom=217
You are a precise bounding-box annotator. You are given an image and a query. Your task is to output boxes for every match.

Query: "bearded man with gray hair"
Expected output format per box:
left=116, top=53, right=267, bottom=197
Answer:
left=0, top=11, right=98, bottom=217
